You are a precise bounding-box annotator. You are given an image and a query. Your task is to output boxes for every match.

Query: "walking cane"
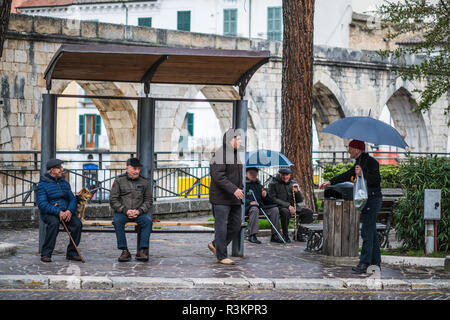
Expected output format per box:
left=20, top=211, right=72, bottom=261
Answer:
left=293, top=186, right=297, bottom=241
left=248, top=189, right=286, bottom=244
left=61, top=219, right=85, bottom=263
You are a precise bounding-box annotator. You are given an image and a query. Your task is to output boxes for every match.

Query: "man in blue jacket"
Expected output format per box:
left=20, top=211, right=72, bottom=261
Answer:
left=36, top=158, right=82, bottom=263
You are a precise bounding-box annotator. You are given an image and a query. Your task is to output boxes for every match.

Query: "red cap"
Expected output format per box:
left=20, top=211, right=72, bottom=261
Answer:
left=349, top=140, right=366, bottom=151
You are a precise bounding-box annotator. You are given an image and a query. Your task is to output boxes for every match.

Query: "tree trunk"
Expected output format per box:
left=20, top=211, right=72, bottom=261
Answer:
left=281, top=0, right=317, bottom=212
left=0, top=0, right=12, bottom=58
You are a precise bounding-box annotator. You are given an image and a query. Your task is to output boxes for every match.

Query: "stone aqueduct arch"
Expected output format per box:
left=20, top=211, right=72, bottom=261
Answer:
left=1, top=14, right=449, bottom=161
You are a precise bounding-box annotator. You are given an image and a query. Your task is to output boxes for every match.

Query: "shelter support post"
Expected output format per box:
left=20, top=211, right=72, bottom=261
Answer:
left=137, top=97, right=155, bottom=249
left=39, top=94, right=57, bottom=253
left=231, top=100, right=248, bottom=257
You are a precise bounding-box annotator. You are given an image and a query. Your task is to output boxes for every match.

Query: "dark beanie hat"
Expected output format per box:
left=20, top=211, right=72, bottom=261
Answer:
left=349, top=140, right=366, bottom=151
left=126, top=158, right=142, bottom=167
left=278, top=167, right=292, bottom=174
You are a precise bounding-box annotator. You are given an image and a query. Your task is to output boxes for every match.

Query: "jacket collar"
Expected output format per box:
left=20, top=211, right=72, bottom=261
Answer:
left=41, top=173, right=64, bottom=183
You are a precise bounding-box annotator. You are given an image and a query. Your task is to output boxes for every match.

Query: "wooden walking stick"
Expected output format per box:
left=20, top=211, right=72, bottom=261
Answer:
left=61, top=219, right=85, bottom=263
left=293, top=185, right=297, bottom=241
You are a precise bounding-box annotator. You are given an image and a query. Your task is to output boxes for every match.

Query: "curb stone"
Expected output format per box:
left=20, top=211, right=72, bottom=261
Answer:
left=0, top=275, right=449, bottom=291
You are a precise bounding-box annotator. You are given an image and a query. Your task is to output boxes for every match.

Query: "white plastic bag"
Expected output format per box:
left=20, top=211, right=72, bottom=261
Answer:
left=353, top=171, right=368, bottom=210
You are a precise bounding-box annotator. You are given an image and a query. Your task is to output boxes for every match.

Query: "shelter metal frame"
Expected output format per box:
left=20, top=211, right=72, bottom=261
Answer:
left=40, top=44, right=271, bottom=257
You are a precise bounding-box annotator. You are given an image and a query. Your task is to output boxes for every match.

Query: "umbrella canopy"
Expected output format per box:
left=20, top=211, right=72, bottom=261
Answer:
left=321, top=116, right=408, bottom=149
left=246, top=149, right=293, bottom=168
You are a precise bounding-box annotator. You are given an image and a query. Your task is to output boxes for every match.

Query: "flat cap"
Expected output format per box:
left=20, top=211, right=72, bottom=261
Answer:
left=278, top=167, right=292, bottom=174
left=46, top=158, right=63, bottom=170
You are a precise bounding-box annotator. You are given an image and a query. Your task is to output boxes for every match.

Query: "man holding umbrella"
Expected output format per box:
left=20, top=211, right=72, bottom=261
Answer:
left=320, top=140, right=382, bottom=273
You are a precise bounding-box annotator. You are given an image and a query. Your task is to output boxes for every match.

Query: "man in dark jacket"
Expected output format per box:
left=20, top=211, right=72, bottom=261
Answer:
left=110, top=158, right=153, bottom=262
left=36, top=158, right=82, bottom=263
left=319, top=139, right=382, bottom=273
left=208, top=128, right=244, bottom=265
left=245, top=167, right=283, bottom=244
left=268, top=168, right=314, bottom=242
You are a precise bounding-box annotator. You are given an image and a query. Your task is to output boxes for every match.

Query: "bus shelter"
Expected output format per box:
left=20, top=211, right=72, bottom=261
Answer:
left=41, top=43, right=270, bottom=257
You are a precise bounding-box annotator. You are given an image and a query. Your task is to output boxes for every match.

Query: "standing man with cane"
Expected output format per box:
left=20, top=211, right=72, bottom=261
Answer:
left=208, top=129, right=245, bottom=265
left=36, top=159, right=83, bottom=263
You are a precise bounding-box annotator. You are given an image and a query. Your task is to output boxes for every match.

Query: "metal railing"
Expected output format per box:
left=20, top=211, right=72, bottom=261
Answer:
left=1, top=150, right=449, bottom=206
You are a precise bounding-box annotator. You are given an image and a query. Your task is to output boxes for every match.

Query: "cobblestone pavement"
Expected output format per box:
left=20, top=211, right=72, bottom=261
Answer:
left=0, top=287, right=448, bottom=300
left=0, top=228, right=448, bottom=280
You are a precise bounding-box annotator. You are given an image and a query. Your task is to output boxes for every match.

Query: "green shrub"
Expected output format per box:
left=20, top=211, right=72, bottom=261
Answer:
left=322, top=162, right=401, bottom=188
left=393, top=155, right=449, bottom=252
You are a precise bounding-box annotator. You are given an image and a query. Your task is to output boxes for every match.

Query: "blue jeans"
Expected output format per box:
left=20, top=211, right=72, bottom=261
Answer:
left=360, top=197, right=382, bottom=265
left=113, top=212, right=152, bottom=250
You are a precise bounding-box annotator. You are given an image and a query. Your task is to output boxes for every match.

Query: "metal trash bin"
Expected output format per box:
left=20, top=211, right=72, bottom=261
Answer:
left=323, top=182, right=360, bottom=257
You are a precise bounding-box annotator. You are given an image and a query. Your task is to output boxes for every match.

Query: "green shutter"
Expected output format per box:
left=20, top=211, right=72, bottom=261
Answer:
left=187, top=113, right=194, bottom=136
left=267, top=7, right=282, bottom=40
left=95, top=114, right=101, bottom=135
left=79, top=115, right=85, bottom=135
left=177, top=11, right=191, bottom=31
left=223, top=9, right=237, bottom=36
left=138, top=17, right=152, bottom=28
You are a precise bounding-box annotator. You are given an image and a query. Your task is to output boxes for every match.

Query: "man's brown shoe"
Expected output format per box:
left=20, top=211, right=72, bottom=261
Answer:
left=135, top=249, right=149, bottom=262
left=218, top=258, right=235, bottom=265
left=208, top=242, right=216, bottom=257
left=118, top=250, right=131, bottom=262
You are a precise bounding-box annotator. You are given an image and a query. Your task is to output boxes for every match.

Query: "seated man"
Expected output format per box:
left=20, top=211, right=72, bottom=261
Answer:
left=268, top=168, right=314, bottom=242
left=245, top=167, right=283, bottom=244
left=36, top=158, right=82, bottom=263
left=110, top=158, right=153, bottom=262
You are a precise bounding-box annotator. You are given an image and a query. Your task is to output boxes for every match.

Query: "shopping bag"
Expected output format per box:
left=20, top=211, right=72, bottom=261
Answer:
left=353, top=171, right=368, bottom=210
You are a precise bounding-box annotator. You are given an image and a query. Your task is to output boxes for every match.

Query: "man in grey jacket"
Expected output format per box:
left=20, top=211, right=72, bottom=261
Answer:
left=110, top=158, right=153, bottom=262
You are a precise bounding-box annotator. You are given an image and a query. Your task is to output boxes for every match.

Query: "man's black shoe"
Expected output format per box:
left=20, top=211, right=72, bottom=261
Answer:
left=270, top=234, right=284, bottom=243
left=248, top=234, right=262, bottom=244
left=66, top=255, right=83, bottom=262
left=352, top=263, right=369, bottom=274
left=283, top=234, right=291, bottom=243
left=136, top=249, right=149, bottom=262
left=41, top=256, right=52, bottom=263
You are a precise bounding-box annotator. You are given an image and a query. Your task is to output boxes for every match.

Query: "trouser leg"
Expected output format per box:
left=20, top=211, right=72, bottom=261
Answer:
left=247, top=207, right=259, bottom=236
left=65, top=215, right=82, bottom=257
left=41, top=215, right=60, bottom=257
left=135, top=213, right=152, bottom=250
left=279, top=207, right=291, bottom=236
left=113, top=213, right=129, bottom=250
left=212, top=204, right=241, bottom=260
left=265, top=207, right=281, bottom=235
left=359, top=197, right=382, bottom=265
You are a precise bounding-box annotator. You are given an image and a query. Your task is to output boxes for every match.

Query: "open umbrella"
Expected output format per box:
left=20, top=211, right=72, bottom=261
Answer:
left=321, top=116, right=408, bottom=149
left=246, top=149, right=293, bottom=168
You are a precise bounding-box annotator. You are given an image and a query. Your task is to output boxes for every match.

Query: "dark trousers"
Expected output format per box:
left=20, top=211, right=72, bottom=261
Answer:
left=360, top=197, right=383, bottom=265
left=279, top=208, right=292, bottom=236
left=212, top=204, right=242, bottom=260
left=113, top=212, right=152, bottom=251
left=41, top=214, right=82, bottom=258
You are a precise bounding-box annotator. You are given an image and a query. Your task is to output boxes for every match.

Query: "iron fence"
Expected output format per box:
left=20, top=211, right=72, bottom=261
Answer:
left=1, top=150, right=449, bottom=206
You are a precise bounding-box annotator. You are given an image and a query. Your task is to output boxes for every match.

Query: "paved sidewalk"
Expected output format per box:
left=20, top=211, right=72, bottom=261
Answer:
left=0, top=228, right=448, bottom=291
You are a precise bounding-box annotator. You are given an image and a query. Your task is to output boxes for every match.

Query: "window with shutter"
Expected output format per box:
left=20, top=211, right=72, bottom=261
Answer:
left=223, top=9, right=237, bottom=36
left=79, top=114, right=85, bottom=149
left=177, top=11, right=191, bottom=31
left=267, top=7, right=282, bottom=41
left=138, top=17, right=152, bottom=28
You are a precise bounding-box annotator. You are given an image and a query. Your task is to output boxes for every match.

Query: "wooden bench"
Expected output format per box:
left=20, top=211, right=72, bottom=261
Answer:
left=58, top=219, right=215, bottom=250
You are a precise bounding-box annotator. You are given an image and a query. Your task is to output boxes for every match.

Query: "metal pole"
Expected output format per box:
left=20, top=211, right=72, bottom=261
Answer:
left=231, top=100, right=247, bottom=257
left=39, top=94, right=57, bottom=253
left=136, top=97, right=155, bottom=249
